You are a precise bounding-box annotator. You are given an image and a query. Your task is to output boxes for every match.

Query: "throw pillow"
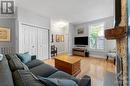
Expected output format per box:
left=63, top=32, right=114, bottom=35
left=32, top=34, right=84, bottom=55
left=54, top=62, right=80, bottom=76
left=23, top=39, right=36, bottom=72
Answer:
left=18, top=52, right=31, bottom=63
left=5, top=54, right=18, bottom=61
left=9, top=58, right=24, bottom=72
left=38, top=76, right=78, bottom=86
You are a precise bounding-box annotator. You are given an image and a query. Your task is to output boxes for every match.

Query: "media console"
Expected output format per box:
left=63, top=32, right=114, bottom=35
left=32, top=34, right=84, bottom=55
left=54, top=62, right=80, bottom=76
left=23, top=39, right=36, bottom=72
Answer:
left=72, top=48, right=89, bottom=57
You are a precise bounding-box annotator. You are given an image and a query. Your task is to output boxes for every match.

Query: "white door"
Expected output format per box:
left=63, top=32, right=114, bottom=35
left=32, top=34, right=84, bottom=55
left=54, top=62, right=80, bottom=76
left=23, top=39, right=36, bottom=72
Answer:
left=24, top=25, right=31, bottom=53
left=19, top=25, right=31, bottom=53
left=38, top=28, right=49, bottom=60
left=19, top=24, right=38, bottom=55
left=19, top=25, right=25, bottom=53
left=29, top=27, right=38, bottom=56
left=19, top=23, right=49, bottom=60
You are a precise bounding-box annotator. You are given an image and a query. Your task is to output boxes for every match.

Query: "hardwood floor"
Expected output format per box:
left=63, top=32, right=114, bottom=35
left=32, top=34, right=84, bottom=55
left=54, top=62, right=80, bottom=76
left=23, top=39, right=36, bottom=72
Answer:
left=44, top=54, right=115, bottom=86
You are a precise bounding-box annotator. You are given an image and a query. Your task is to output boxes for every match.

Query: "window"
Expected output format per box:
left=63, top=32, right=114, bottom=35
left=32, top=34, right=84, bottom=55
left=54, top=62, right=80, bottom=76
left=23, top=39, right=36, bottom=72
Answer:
left=89, top=24, right=105, bottom=50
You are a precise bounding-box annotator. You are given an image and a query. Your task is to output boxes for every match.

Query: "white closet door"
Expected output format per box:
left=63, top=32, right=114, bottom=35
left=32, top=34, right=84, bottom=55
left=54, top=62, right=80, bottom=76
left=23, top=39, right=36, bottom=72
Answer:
left=38, top=28, right=49, bottom=60
left=19, top=23, right=49, bottom=60
left=24, top=26, right=31, bottom=53
left=19, top=24, right=38, bottom=55
left=29, top=27, right=38, bottom=56
left=19, top=25, right=30, bottom=53
left=19, top=26, right=25, bottom=53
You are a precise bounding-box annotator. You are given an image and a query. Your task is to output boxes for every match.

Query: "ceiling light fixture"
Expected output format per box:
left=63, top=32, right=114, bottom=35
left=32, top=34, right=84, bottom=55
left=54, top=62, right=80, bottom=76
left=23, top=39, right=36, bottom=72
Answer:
left=53, top=21, right=68, bottom=28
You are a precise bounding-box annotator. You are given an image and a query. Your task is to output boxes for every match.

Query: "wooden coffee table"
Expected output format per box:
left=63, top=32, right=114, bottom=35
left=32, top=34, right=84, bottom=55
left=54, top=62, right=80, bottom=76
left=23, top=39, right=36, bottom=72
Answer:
left=54, top=56, right=81, bottom=76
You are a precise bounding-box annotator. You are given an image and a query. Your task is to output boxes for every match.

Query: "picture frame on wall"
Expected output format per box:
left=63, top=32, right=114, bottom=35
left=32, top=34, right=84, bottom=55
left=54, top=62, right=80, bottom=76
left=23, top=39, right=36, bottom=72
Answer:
left=56, top=35, right=60, bottom=42
left=0, top=27, right=10, bottom=41
left=61, top=35, right=64, bottom=42
left=55, top=35, right=64, bottom=42
left=77, top=27, right=84, bottom=34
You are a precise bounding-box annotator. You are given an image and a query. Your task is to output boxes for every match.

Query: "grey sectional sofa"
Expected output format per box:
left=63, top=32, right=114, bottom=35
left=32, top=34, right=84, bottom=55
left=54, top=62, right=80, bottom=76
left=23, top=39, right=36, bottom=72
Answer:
left=0, top=54, right=91, bottom=86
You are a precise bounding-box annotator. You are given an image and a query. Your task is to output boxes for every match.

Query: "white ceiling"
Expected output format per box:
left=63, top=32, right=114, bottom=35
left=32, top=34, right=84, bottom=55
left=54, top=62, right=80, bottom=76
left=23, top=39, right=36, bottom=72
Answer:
left=16, top=0, right=114, bottom=24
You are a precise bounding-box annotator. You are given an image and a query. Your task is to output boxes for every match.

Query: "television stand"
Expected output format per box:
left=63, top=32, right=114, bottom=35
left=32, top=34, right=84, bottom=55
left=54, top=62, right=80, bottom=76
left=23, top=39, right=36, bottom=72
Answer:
left=72, top=48, right=89, bottom=57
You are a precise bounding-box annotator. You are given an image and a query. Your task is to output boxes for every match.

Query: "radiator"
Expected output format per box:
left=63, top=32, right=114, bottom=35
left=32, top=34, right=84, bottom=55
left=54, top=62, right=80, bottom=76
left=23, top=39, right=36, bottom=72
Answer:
left=0, top=47, right=14, bottom=54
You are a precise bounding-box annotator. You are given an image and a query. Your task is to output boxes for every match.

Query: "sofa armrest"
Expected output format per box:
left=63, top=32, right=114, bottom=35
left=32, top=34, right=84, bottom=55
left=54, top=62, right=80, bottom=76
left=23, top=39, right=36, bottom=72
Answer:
left=31, top=55, right=36, bottom=60
left=78, top=75, right=91, bottom=86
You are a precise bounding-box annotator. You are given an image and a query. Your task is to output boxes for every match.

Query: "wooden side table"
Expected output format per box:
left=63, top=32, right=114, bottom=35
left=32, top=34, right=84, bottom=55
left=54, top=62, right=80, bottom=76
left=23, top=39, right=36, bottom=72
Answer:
left=55, top=56, right=81, bottom=76
left=72, top=48, right=89, bottom=57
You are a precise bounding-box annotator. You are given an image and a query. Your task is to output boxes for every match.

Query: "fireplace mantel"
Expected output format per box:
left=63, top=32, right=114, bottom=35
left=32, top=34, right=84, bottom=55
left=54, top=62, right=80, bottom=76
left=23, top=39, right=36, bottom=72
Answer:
left=105, top=26, right=126, bottom=39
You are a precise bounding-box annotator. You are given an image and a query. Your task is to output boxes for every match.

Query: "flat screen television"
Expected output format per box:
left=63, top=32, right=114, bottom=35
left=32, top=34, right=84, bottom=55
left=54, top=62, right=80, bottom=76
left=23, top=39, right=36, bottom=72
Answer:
left=74, top=36, right=88, bottom=45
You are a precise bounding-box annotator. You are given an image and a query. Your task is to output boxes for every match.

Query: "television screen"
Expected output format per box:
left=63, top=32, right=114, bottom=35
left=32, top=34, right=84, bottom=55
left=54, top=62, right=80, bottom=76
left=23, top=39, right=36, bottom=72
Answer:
left=74, top=37, right=88, bottom=45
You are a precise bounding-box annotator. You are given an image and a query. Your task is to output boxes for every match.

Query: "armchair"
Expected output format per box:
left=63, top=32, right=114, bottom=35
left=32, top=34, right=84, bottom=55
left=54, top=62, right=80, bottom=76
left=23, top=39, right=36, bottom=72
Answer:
left=51, top=45, right=57, bottom=57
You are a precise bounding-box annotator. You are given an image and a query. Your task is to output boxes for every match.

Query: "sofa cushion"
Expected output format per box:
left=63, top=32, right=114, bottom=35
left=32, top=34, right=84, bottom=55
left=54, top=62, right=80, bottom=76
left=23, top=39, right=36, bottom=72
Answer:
left=30, top=64, right=58, bottom=77
left=37, top=76, right=57, bottom=86
left=13, top=70, right=45, bottom=86
left=26, top=59, right=44, bottom=69
left=9, top=58, right=24, bottom=72
left=5, top=54, right=18, bottom=61
left=48, top=71, right=79, bottom=84
left=17, top=52, right=32, bottom=63
left=38, top=76, right=78, bottom=86
left=0, top=56, right=14, bottom=86
left=78, top=75, right=91, bottom=86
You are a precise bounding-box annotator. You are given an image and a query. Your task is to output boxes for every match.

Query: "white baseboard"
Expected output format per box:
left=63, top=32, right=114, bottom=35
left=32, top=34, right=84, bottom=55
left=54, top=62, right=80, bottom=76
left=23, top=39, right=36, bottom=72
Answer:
left=89, top=54, right=106, bottom=59
left=57, top=51, right=66, bottom=54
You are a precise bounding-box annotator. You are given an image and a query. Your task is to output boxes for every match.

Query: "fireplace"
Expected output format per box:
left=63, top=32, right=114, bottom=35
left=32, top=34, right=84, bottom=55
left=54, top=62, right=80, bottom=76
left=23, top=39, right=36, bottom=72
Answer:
left=105, top=0, right=128, bottom=85
left=116, top=54, right=123, bottom=86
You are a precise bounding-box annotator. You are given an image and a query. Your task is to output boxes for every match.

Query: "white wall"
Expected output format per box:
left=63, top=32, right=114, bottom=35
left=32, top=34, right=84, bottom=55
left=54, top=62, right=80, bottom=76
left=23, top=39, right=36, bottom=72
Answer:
left=17, top=7, right=50, bottom=29
left=0, top=7, right=17, bottom=54
left=69, top=16, right=116, bottom=58
left=68, top=23, right=75, bottom=55
left=0, top=18, right=16, bottom=53
left=50, top=22, right=69, bottom=54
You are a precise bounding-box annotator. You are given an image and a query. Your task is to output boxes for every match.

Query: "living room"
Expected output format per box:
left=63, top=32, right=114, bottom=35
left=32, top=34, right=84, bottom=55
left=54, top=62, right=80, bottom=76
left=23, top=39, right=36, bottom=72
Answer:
left=49, top=16, right=117, bottom=86
left=0, top=0, right=128, bottom=86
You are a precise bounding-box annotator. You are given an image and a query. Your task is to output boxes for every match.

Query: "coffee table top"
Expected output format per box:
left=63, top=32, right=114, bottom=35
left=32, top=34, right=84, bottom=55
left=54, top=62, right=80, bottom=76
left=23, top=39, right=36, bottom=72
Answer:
left=55, top=56, right=81, bottom=64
